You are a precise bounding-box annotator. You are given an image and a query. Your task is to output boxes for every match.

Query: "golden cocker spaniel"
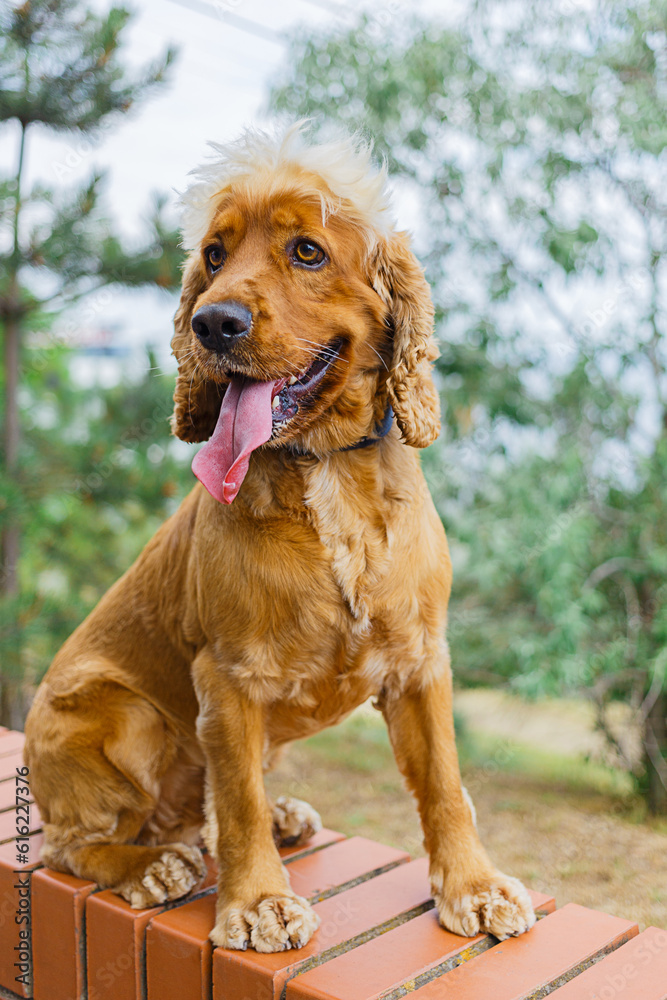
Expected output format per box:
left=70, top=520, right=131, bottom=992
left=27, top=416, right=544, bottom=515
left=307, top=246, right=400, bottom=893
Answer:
left=24, top=124, right=535, bottom=952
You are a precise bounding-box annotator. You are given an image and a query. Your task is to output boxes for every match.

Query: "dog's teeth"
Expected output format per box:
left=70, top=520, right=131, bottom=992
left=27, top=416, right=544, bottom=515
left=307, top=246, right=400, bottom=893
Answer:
left=272, top=396, right=280, bottom=410
left=288, top=376, right=298, bottom=385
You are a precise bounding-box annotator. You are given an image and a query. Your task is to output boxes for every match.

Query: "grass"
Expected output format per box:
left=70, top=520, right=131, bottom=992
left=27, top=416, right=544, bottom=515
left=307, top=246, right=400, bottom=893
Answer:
left=457, top=728, right=636, bottom=799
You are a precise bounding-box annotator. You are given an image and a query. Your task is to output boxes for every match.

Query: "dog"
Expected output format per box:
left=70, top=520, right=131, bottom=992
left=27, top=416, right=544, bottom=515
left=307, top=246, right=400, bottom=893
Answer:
left=24, top=123, right=535, bottom=953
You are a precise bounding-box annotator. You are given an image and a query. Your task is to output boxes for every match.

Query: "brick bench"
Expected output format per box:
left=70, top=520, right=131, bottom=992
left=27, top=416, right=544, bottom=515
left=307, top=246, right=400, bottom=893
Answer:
left=1, top=726, right=666, bottom=1000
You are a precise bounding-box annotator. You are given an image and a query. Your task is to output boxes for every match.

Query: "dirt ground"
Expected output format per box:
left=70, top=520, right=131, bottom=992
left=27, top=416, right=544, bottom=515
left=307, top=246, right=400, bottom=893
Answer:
left=265, top=699, right=667, bottom=932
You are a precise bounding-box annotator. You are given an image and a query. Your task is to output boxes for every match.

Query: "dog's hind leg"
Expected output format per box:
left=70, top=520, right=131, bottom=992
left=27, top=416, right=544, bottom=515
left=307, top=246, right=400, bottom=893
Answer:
left=271, top=796, right=322, bottom=847
left=204, top=791, right=323, bottom=855
left=62, top=841, right=205, bottom=909
left=25, top=680, right=205, bottom=908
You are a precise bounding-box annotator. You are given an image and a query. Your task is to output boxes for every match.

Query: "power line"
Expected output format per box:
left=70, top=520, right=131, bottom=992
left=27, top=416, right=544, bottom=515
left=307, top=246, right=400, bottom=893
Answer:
left=166, top=0, right=285, bottom=45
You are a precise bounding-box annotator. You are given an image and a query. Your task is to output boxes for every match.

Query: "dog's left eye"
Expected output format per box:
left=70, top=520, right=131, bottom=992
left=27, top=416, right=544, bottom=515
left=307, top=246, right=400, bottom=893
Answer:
left=292, top=240, right=326, bottom=267
left=205, top=245, right=225, bottom=271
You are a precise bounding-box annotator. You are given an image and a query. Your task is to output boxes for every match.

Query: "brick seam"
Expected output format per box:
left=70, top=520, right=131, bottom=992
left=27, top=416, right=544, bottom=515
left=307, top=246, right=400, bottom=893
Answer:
left=279, top=900, right=437, bottom=1000
left=0, top=983, right=23, bottom=1000
left=308, top=859, right=407, bottom=904
left=136, top=839, right=347, bottom=999
left=521, top=930, right=637, bottom=999
left=374, top=935, right=496, bottom=999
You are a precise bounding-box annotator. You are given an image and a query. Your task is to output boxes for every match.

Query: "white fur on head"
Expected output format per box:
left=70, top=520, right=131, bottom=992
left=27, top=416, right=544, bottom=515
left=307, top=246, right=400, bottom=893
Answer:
left=179, top=121, right=393, bottom=254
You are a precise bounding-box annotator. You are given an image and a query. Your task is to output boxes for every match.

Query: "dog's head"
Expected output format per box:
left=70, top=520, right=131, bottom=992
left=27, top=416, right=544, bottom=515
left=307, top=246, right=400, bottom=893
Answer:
left=171, top=124, right=440, bottom=503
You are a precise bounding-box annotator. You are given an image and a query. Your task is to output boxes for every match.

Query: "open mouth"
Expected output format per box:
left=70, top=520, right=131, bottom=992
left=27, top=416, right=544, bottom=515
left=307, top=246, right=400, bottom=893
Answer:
left=269, top=339, right=342, bottom=424
left=191, top=338, right=344, bottom=506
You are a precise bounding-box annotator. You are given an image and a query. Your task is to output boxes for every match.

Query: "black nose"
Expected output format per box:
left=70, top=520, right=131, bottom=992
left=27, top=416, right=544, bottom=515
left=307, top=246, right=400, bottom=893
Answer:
left=191, top=301, right=252, bottom=352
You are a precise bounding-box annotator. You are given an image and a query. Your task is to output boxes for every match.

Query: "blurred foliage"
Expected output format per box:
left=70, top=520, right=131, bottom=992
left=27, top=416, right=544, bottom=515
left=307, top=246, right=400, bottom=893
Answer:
left=0, top=345, right=194, bottom=683
left=0, top=0, right=184, bottom=725
left=0, top=0, right=180, bottom=312
left=0, top=0, right=174, bottom=130
left=271, top=0, right=667, bottom=810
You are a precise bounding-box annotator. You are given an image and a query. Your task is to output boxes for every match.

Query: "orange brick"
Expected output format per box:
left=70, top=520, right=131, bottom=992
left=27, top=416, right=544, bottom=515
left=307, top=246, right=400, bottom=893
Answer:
left=0, top=749, right=28, bottom=779
left=284, top=836, right=408, bottom=901
left=213, top=857, right=430, bottom=1000
left=0, top=731, right=25, bottom=758
left=32, top=868, right=96, bottom=1000
left=145, top=893, right=215, bottom=1000
left=407, top=903, right=637, bottom=1000
left=529, top=889, right=556, bottom=914
left=147, top=835, right=404, bottom=1000
left=0, top=778, right=33, bottom=812
left=0, top=802, right=42, bottom=845
left=0, top=836, right=43, bottom=998
left=143, top=829, right=347, bottom=1000
left=285, top=888, right=555, bottom=1000
left=86, top=890, right=156, bottom=1000
left=550, top=925, right=667, bottom=1000
left=289, top=907, right=482, bottom=1000
left=279, top=828, right=346, bottom=860
left=86, top=853, right=218, bottom=1000
left=9, top=722, right=658, bottom=1000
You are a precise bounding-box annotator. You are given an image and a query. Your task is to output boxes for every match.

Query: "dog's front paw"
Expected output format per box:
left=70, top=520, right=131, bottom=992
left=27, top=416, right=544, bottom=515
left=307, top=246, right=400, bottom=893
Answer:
left=433, top=868, right=535, bottom=940
left=119, top=844, right=206, bottom=909
left=211, top=893, right=320, bottom=952
left=272, top=795, right=322, bottom=847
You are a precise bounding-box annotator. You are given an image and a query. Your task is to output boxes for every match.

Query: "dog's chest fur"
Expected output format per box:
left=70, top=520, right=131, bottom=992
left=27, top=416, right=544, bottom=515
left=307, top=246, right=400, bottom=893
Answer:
left=204, top=445, right=446, bottom=729
left=303, top=454, right=394, bottom=629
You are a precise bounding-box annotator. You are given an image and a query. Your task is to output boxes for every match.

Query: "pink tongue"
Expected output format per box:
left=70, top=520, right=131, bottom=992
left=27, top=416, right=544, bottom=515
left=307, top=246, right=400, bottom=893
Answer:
left=192, top=377, right=276, bottom=504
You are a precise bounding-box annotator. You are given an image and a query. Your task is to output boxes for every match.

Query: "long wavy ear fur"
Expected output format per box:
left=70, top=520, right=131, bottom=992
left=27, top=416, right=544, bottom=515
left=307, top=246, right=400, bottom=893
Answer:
left=369, top=232, right=441, bottom=448
left=171, top=256, right=224, bottom=442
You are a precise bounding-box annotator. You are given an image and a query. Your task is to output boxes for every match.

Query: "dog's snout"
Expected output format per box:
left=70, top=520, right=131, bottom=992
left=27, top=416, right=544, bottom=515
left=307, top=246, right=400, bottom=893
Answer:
left=191, top=301, right=252, bottom=351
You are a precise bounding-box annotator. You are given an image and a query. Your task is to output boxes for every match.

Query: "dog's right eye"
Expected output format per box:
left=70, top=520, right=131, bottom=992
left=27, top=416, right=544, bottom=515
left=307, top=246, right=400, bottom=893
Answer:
left=205, top=245, right=225, bottom=272
left=291, top=240, right=326, bottom=268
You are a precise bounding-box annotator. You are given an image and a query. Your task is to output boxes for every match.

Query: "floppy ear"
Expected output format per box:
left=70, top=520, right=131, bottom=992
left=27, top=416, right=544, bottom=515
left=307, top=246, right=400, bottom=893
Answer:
left=369, top=232, right=441, bottom=448
left=171, top=255, right=224, bottom=443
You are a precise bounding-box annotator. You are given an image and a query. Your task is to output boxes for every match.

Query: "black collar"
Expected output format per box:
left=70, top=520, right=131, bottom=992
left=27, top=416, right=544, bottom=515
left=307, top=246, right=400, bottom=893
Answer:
left=339, top=404, right=394, bottom=451
left=288, top=404, right=394, bottom=458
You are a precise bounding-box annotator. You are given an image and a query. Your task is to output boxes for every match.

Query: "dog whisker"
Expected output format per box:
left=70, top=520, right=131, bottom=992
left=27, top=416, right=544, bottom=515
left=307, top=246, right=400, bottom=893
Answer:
left=294, top=338, right=350, bottom=365
left=366, top=344, right=389, bottom=371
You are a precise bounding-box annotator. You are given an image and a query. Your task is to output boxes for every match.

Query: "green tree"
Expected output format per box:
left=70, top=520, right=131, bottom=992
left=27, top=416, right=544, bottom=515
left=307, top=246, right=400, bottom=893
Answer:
left=0, top=0, right=182, bottom=723
left=0, top=341, right=195, bottom=718
left=270, top=0, right=667, bottom=811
